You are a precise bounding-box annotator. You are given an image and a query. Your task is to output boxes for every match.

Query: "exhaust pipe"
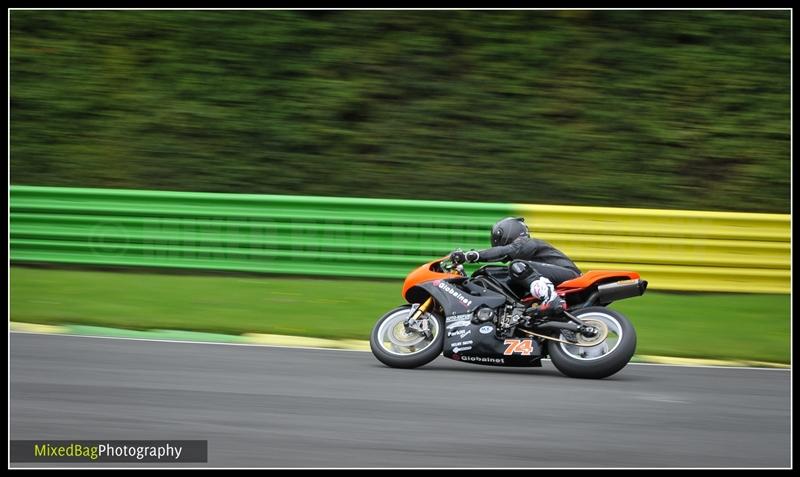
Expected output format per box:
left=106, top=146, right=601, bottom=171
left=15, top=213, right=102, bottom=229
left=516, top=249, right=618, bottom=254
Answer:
left=581, top=279, right=648, bottom=307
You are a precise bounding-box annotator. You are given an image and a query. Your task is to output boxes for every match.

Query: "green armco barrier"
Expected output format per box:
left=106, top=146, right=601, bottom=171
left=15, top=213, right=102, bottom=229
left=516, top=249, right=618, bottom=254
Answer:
left=9, top=186, right=791, bottom=293
left=10, top=186, right=512, bottom=279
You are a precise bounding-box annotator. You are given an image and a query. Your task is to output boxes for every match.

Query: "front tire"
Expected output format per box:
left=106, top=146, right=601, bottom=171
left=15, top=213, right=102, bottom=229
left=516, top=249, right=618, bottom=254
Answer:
left=547, top=306, right=636, bottom=379
left=370, top=305, right=445, bottom=369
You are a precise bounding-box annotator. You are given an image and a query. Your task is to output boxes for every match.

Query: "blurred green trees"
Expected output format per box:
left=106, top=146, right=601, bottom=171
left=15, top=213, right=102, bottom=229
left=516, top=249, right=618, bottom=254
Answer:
left=10, top=10, right=790, bottom=212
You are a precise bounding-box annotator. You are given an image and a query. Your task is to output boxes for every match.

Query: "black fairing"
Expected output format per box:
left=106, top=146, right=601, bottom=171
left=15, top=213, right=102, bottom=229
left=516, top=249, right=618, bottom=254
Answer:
left=443, top=321, right=543, bottom=367
left=411, top=276, right=543, bottom=368
left=410, top=279, right=507, bottom=317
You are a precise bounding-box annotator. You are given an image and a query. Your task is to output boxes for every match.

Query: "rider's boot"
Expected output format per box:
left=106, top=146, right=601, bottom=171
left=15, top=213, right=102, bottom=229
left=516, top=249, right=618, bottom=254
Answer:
left=528, top=277, right=566, bottom=318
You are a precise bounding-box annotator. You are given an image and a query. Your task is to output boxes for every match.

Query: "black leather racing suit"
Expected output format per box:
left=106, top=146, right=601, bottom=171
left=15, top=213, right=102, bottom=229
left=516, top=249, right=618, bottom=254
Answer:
left=472, top=236, right=581, bottom=291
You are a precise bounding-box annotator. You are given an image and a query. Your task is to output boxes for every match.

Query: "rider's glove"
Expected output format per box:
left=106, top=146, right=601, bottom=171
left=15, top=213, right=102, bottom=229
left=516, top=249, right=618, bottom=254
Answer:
left=449, top=250, right=467, bottom=265
left=465, top=250, right=480, bottom=263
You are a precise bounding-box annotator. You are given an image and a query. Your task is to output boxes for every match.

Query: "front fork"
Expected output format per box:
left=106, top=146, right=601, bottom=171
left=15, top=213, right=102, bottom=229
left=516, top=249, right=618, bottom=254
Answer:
left=404, top=297, right=434, bottom=336
left=409, top=297, right=433, bottom=320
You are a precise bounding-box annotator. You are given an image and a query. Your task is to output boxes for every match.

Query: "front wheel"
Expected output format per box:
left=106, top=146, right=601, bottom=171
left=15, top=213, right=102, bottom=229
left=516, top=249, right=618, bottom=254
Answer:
left=547, top=306, right=636, bottom=379
left=370, top=305, right=445, bottom=369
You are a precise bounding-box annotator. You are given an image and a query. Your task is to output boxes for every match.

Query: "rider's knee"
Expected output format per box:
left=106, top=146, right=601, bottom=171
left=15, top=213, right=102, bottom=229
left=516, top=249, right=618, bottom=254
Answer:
left=509, top=260, right=537, bottom=282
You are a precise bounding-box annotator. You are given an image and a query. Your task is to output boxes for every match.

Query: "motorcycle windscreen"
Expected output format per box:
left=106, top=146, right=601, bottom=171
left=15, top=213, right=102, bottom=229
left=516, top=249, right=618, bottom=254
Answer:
left=442, top=319, right=542, bottom=367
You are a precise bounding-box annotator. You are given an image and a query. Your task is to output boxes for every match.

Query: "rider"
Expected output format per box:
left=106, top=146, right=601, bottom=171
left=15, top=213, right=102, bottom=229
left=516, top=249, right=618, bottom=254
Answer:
left=449, top=217, right=580, bottom=316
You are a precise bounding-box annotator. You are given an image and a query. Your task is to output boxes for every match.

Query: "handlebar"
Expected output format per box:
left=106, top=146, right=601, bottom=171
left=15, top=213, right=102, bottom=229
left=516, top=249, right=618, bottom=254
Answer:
left=439, top=258, right=467, bottom=276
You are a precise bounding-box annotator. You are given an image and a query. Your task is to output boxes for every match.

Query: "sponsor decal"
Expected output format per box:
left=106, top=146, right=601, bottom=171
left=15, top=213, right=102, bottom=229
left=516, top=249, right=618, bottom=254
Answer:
left=446, top=313, right=472, bottom=323
left=447, top=328, right=472, bottom=339
left=460, top=356, right=505, bottom=364
left=451, top=353, right=461, bottom=360
left=452, top=346, right=473, bottom=353
left=449, top=340, right=473, bottom=348
left=503, top=339, right=535, bottom=356
left=479, top=325, right=494, bottom=334
left=445, top=320, right=470, bottom=330
left=437, top=281, right=473, bottom=308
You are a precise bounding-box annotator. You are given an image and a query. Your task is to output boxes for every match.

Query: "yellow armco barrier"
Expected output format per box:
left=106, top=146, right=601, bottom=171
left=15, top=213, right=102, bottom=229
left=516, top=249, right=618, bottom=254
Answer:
left=516, top=204, right=790, bottom=293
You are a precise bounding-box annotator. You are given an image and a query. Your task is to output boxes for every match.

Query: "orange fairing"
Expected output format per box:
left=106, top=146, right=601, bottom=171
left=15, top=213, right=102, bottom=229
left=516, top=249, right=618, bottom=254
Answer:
left=402, top=257, right=461, bottom=301
left=557, top=270, right=641, bottom=291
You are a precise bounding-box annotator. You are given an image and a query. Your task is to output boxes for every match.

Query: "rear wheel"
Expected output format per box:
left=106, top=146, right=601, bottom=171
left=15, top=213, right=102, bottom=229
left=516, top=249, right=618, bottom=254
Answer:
left=370, top=305, right=444, bottom=369
left=547, top=306, right=636, bottom=379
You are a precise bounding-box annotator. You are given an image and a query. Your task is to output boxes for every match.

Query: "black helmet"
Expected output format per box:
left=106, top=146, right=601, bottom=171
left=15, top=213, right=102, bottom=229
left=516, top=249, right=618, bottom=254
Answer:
left=491, top=217, right=529, bottom=247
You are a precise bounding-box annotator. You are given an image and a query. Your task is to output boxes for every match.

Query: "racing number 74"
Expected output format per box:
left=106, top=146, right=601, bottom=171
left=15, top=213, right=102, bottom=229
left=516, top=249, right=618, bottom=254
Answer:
left=503, top=339, right=534, bottom=356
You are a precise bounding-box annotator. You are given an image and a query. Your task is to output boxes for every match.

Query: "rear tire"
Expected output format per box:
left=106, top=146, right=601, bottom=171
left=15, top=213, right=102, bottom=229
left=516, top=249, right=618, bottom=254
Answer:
left=547, top=306, right=636, bottom=379
left=370, top=305, right=445, bottom=369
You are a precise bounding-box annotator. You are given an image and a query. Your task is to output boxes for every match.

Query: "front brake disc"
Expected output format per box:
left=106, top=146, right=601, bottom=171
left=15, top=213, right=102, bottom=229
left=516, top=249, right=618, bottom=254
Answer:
left=389, top=321, right=426, bottom=347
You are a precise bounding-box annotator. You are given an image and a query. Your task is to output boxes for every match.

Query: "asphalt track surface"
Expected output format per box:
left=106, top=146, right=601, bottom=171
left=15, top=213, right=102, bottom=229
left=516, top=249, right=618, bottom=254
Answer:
left=10, top=332, right=791, bottom=468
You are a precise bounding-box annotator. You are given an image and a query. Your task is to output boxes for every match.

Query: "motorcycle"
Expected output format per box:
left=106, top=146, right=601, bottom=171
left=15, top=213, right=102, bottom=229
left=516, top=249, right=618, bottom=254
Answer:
left=370, top=256, right=647, bottom=379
